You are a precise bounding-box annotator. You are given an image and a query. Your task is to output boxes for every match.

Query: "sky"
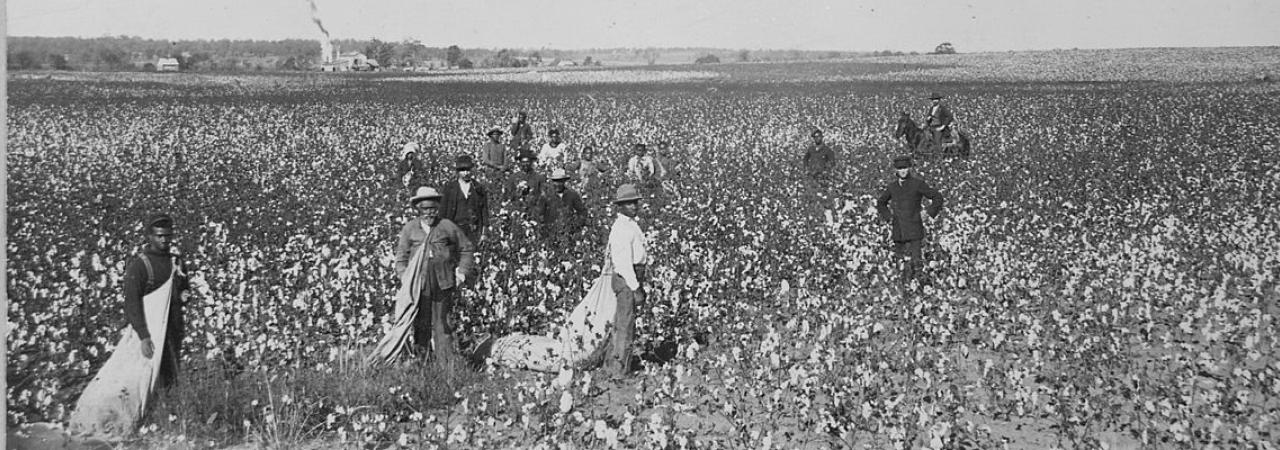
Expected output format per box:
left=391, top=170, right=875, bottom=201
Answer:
left=7, top=0, right=1279, bottom=52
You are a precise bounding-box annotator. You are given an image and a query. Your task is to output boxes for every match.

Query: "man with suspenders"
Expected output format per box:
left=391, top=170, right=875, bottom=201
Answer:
left=122, top=214, right=189, bottom=389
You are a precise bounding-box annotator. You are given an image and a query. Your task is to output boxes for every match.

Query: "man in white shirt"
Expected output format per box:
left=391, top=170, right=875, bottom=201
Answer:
left=625, top=143, right=655, bottom=183
left=537, top=129, right=567, bottom=171
left=605, top=183, right=649, bottom=376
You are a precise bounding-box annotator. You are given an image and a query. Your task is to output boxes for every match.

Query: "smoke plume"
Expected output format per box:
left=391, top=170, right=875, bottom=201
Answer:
left=305, top=0, right=334, bottom=63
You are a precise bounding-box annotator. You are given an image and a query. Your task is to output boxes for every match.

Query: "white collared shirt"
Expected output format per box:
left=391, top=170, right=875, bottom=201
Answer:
left=459, top=179, right=472, bottom=198
left=608, top=213, right=649, bottom=290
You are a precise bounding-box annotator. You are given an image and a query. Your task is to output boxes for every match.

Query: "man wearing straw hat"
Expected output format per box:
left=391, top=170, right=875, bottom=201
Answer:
left=374, top=186, right=478, bottom=364
left=604, top=184, right=649, bottom=376
left=876, top=156, right=944, bottom=285
left=480, top=128, right=508, bottom=183
left=536, top=168, right=589, bottom=241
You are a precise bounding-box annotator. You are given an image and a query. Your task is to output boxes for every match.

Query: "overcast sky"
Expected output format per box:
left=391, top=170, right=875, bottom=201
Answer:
left=7, top=0, right=1278, bottom=52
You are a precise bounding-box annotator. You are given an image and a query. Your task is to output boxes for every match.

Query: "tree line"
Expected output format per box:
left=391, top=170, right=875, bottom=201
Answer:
left=6, top=35, right=924, bottom=72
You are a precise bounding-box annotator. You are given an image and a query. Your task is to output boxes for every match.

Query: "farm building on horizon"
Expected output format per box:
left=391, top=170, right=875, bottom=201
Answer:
left=156, top=57, right=180, bottom=72
left=320, top=46, right=380, bottom=72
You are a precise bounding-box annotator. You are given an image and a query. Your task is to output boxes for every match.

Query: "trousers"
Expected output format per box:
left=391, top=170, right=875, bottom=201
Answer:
left=414, top=287, right=461, bottom=365
left=608, top=267, right=647, bottom=376
left=893, top=239, right=924, bottom=283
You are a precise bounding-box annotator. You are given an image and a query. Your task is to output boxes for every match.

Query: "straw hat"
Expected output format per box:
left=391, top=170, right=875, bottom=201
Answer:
left=410, top=186, right=443, bottom=205
left=613, top=184, right=642, bottom=203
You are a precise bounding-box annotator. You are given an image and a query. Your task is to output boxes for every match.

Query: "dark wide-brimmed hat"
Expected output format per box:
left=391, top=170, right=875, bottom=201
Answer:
left=517, top=150, right=537, bottom=161
left=455, top=154, right=475, bottom=170
left=893, top=156, right=914, bottom=169
left=928, top=92, right=944, bottom=100
left=486, top=128, right=504, bottom=137
left=410, top=186, right=443, bottom=205
left=811, top=129, right=824, bottom=137
left=613, top=184, right=643, bottom=204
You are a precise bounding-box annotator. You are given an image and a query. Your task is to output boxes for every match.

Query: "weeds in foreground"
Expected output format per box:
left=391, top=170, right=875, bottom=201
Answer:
left=144, top=347, right=481, bottom=448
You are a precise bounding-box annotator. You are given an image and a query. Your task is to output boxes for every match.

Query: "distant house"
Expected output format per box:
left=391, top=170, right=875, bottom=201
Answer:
left=557, top=60, right=577, bottom=67
left=157, top=58, right=180, bottom=72
left=321, top=52, right=377, bottom=72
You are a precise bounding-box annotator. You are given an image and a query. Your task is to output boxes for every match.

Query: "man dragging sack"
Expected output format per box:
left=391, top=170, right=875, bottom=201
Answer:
left=369, top=186, right=478, bottom=366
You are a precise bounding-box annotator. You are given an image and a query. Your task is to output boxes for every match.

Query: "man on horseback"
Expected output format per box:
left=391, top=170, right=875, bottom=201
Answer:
left=926, top=92, right=955, bottom=145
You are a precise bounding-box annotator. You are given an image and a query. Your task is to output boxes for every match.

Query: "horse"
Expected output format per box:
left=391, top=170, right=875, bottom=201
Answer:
left=894, top=112, right=972, bottom=158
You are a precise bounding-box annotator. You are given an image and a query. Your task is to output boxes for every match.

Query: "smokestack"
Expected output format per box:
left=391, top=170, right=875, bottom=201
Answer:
left=305, top=0, right=333, bottom=64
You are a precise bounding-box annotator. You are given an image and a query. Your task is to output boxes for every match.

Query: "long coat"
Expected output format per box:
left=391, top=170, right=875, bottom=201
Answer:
left=876, top=175, right=944, bottom=242
left=440, top=180, right=489, bottom=242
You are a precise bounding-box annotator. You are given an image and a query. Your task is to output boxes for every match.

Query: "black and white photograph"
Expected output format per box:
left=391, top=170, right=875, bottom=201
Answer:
left=4, top=0, right=1279, bottom=448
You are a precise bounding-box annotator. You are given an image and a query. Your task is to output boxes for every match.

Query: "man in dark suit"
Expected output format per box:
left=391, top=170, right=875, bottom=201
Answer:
left=440, top=154, right=489, bottom=244
left=876, top=156, right=944, bottom=284
left=926, top=92, right=955, bottom=145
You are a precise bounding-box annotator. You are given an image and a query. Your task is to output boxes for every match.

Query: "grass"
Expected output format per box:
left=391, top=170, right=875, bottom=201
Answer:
left=141, top=347, right=483, bottom=448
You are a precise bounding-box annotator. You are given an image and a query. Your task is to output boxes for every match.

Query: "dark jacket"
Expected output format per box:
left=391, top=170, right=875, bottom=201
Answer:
left=123, top=246, right=188, bottom=340
left=509, top=122, right=535, bottom=152
left=876, top=175, right=944, bottom=241
left=803, top=143, right=836, bottom=179
left=396, top=157, right=425, bottom=187
left=440, top=179, right=489, bottom=241
left=536, top=188, right=588, bottom=233
left=394, top=218, right=477, bottom=289
left=505, top=170, right=546, bottom=210
left=928, top=104, right=954, bottom=129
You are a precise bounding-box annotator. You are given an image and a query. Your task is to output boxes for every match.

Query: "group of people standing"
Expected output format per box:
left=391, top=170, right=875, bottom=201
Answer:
left=381, top=111, right=664, bottom=375
left=92, top=104, right=948, bottom=437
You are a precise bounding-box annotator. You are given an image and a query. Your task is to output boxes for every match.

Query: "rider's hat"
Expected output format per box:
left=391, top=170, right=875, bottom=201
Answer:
left=893, top=156, right=914, bottom=169
left=928, top=92, right=944, bottom=100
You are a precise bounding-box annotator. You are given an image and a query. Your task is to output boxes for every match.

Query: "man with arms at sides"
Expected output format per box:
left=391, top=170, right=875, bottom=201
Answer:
left=536, top=168, right=589, bottom=245
left=509, top=111, right=535, bottom=154
left=441, top=154, right=489, bottom=245
left=480, top=128, right=508, bottom=185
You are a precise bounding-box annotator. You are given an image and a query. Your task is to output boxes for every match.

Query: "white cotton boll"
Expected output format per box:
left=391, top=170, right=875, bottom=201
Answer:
left=558, top=391, right=574, bottom=413
left=552, top=367, right=574, bottom=389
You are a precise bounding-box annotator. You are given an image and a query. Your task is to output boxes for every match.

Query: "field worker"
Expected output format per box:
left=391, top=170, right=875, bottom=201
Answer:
left=605, top=184, right=650, bottom=377
left=394, top=186, right=478, bottom=363
left=480, top=128, right=508, bottom=183
left=397, top=142, right=424, bottom=192
left=802, top=129, right=836, bottom=181
left=571, top=144, right=611, bottom=193
left=537, top=129, right=568, bottom=171
left=536, top=168, right=589, bottom=241
left=123, top=214, right=190, bottom=389
left=441, top=154, right=490, bottom=244
left=653, top=141, right=681, bottom=180
left=876, top=156, right=944, bottom=285
left=506, top=150, right=546, bottom=216
left=625, top=143, right=656, bottom=184
left=926, top=92, right=955, bottom=145
left=509, top=111, right=535, bottom=153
